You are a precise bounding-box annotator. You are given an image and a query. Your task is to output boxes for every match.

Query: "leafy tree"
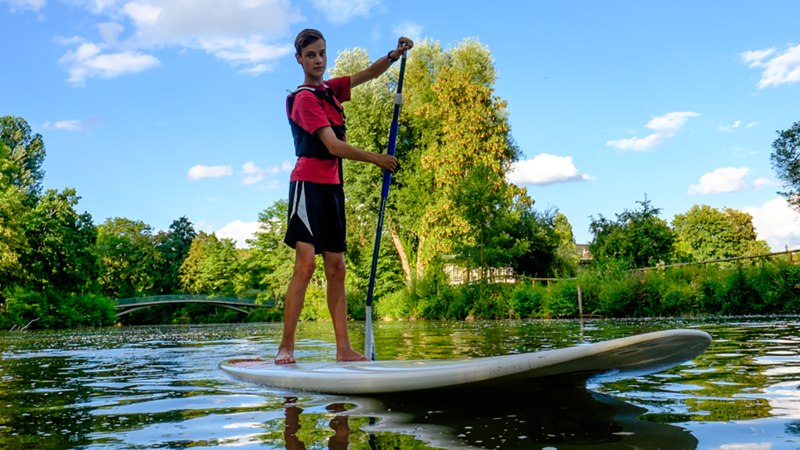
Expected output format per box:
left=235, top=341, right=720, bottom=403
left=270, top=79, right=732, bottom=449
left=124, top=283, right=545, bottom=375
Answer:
left=770, top=121, right=800, bottom=210
left=552, top=212, right=580, bottom=277
left=451, top=164, right=526, bottom=279
left=672, top=204, right=771, bottom=261
left=0, top=141, right=27, bottom=285
left=589, top=196, right=676, bottom=268
left=153, top=216, right=196, bottom=294
left=18, top=188, right=98, bottom=294
left=179, top=232, right=240, bottom=296
left=0, top=116, right=46, bottom=201
left=331, top=39, right=529, bottom=283
left=508, top=207, right=561, bottom=278
left=96, top=217, right=162, bottom=298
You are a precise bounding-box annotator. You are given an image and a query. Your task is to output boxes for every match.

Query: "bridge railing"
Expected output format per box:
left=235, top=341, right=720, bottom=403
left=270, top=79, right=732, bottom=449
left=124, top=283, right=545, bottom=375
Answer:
left=115, top=295, right=258, bottom=306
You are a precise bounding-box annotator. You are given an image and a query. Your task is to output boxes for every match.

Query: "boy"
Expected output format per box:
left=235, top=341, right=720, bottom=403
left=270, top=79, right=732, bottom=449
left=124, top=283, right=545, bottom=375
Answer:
left=277, top=29, right=413, bottom=364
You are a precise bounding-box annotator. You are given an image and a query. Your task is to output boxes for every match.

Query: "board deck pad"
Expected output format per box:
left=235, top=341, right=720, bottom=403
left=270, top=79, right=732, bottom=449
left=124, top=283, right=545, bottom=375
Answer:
left=220, top=329, right=711, bottom=395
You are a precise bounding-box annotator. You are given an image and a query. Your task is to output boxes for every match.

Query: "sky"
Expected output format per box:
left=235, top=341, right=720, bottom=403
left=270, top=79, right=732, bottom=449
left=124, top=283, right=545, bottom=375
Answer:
left=2, top=0, right=800, bottom=252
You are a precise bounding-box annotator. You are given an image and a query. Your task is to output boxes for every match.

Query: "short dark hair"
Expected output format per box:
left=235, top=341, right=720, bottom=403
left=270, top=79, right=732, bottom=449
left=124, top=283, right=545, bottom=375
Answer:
left=294, top=29, right=325, bottom=55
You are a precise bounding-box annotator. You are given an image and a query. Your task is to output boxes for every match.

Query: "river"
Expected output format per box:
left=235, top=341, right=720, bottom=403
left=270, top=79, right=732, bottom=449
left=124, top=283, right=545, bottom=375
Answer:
left=1, top=317, right=799, bottom=449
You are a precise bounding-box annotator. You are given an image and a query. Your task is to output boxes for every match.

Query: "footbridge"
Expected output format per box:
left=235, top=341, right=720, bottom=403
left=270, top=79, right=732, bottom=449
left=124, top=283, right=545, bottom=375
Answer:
left=115, top=295, right=274, bottom=317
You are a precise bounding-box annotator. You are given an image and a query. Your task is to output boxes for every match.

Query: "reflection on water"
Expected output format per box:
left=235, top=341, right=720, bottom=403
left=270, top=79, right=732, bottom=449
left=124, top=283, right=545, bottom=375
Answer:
left=0, top=318, right=799, bottom=448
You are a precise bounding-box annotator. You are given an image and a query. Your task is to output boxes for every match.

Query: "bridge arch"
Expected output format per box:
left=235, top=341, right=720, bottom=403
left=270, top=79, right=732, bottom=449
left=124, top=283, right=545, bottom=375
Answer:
left=114, top=295, right=272, bottom=317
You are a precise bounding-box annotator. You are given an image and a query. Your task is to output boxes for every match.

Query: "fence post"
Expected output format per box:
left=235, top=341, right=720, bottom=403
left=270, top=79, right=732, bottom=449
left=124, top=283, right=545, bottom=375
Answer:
left=577, top=284, right=583, bottom=317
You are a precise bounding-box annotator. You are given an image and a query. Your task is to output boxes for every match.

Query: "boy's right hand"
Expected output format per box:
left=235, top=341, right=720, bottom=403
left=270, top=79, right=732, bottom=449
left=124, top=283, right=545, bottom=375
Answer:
left=376, top=154, right=399, bottom=173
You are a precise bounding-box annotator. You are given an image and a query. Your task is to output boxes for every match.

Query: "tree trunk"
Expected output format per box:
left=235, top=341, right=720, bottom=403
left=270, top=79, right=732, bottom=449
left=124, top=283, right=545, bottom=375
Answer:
left=389, top=222, right=412, bottom=285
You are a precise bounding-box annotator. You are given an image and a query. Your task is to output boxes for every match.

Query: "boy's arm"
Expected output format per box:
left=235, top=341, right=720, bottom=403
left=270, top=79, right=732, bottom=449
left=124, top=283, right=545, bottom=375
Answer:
left=350, top=37, right=414, bottom=88
left=316, top=127, right=397, bottom=172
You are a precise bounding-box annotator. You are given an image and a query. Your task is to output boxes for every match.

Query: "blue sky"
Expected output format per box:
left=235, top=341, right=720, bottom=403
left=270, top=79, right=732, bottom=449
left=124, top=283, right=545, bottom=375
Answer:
left=2, top=0, right=799, bottom=251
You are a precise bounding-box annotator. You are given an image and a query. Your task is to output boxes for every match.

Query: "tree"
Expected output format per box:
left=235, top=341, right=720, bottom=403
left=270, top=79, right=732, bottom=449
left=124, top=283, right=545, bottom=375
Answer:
left=154, top=216, right=196, bottom=294
left=0, top=141, right=27, bottom=285
left=771, top=121, right=800, bottom=210
left=96, top=217, right=162, bottom=298
left=589, top=197, right=675, bottom=268
left=451, top=164, right=526, bottom=279
left=179, top=232, right=240, bottom=296
left=331, top=39, right=530, bottom=283
left=18, top=188, right=98, bottom=294
left=0, top=116, right=46, bottom=201
left=672, top=204, right=771, bottom=261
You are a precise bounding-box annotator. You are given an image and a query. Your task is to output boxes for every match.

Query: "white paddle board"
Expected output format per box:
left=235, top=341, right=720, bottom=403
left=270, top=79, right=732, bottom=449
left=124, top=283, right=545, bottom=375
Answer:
left=220, top=329, right=711, bottom=395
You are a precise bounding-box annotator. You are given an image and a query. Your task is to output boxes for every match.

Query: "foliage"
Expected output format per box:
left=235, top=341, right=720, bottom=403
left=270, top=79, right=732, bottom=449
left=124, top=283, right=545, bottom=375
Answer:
left=770, top=121, right=800, bottom=210
left=0, top=141, right=26, bottom=283
left=672, top=204, right=771, bottom=261
left=96, top=217, right=162, bottom=298
left=0, top=287, right=115, bottom=329
left=589, top=196, right=676, bottom=268
left=153, top=216, right=196, bottom=294
left=0, top=116, right=46, bottom=201
left=330, top=39, right=533, bottom=287
left=18, top=188, right=98, bottom=294
left=179, top=232, right=241, bottom=297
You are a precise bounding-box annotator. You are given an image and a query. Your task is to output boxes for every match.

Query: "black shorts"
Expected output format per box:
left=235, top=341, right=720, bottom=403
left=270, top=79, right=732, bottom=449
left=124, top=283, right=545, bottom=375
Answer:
left=284, top=181, right=347, bottom=254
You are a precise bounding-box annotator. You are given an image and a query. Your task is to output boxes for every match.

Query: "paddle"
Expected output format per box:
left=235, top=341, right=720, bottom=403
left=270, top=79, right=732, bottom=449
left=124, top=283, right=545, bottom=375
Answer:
left=364, top=47, right=408, bottom=361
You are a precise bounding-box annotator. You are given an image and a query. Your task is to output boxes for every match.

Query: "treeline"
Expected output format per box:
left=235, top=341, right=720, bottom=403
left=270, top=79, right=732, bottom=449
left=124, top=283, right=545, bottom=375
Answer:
left=1, top=39, right=794, bottom=329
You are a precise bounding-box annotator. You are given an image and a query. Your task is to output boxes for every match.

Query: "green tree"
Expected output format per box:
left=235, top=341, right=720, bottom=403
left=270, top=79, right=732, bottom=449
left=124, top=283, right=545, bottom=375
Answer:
left=179, top=232, right=240, bottom=296
left=96, top=217, right=162, bottom=298
left=153, top=216, right=196, bottom=294
left=331, top=39, right=529, bottom=284
left=508, top=207, right=561, bottom=278
left=672, top=204, right=771, bottom=261
left=770, top=121, right=800, bottom=210
left=0, top=141, right=27, bottom=285
left=589, top=196, right=676, bottom=268
left=0, top=116, right=46, bottom=201
left=451, top=164, right=526, bottom=279
left=19, top=188, right=98, bottom=294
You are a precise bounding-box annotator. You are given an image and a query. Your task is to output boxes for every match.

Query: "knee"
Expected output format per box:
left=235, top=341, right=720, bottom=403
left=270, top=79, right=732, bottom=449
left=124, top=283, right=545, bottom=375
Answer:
left=294, top=258, right=316, bottom=281
left=325, top=259, right=346, bottom=281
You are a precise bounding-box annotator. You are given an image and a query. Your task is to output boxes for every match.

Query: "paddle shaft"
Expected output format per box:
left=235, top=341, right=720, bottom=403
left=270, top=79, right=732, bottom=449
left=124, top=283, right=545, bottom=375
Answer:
left=365, top=50, right=408, bottom=361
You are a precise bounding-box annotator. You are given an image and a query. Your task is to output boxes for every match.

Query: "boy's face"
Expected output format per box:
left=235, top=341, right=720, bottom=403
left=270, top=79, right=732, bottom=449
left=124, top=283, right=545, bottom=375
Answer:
left=296, top=38, right=326, bottom=81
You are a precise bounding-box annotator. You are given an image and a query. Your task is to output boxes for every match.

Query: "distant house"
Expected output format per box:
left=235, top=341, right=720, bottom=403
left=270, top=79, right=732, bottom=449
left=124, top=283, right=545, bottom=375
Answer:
left=576, top=244, right=592, bottom=262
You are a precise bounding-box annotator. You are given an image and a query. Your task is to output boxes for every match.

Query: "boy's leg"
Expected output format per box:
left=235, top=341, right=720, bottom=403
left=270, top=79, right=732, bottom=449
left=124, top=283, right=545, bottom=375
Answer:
left=322, top=251, right=368, bottom=362
left=276, top=242, right=316, bottom=364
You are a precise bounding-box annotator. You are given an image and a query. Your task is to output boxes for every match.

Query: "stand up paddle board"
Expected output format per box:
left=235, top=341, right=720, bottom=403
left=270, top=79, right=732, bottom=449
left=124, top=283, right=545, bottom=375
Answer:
left=220, top=329, right=711, bottom=395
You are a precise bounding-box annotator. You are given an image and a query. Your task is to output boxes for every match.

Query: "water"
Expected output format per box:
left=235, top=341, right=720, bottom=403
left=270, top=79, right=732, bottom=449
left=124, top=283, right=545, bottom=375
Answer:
left=1, top=318, right=799, bottom=449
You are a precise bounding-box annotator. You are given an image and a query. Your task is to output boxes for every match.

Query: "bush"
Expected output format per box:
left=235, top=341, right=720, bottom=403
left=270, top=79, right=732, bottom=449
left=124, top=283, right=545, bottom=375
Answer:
left=542, top=279, right=579, bottom=318
left=509, top=281, right=543, bottom=318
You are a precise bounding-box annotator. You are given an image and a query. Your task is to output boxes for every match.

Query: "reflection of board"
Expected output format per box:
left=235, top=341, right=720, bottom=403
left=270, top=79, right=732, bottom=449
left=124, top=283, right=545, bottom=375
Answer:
left=220, top=329, right=711, bottom=395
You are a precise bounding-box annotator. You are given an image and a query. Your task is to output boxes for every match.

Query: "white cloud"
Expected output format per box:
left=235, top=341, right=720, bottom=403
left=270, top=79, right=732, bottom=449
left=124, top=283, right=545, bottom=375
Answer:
left=607, top=112, right=699, bottom=151
left=688, top=167, right=750, bottom=195
left=741, top=44, right=800, bottom=89
left=216, top=220, right=262, bottom=248
left=507, top=153, right=593, bottom=186
left=240, top=161, right=290, bottom=185
left=310, top=0, right=381, bottom=25
left=744, top=197, right=800, bottom=251
left=43, top=118, right=101, bottom=131
left=1, top=0, right=45, bottom=12
left=59, top=41, right=161, bottom=86
left=753, top=177, right=779, bottom=189
left=53, top=0, right=302, bottom=84
left=188, top=164, right=233, bottom=180
left=740, top=48, right=775, bottom=68
left=718, top=120, right=742, bottom=132
left=392, top=21, right=423, bottom=43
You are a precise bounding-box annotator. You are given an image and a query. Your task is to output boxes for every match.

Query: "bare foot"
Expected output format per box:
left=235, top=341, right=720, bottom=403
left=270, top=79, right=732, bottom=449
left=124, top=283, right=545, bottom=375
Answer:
left=336, top=348, right=369, bottom=362
left=275, top=346, right=296, bottom=365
